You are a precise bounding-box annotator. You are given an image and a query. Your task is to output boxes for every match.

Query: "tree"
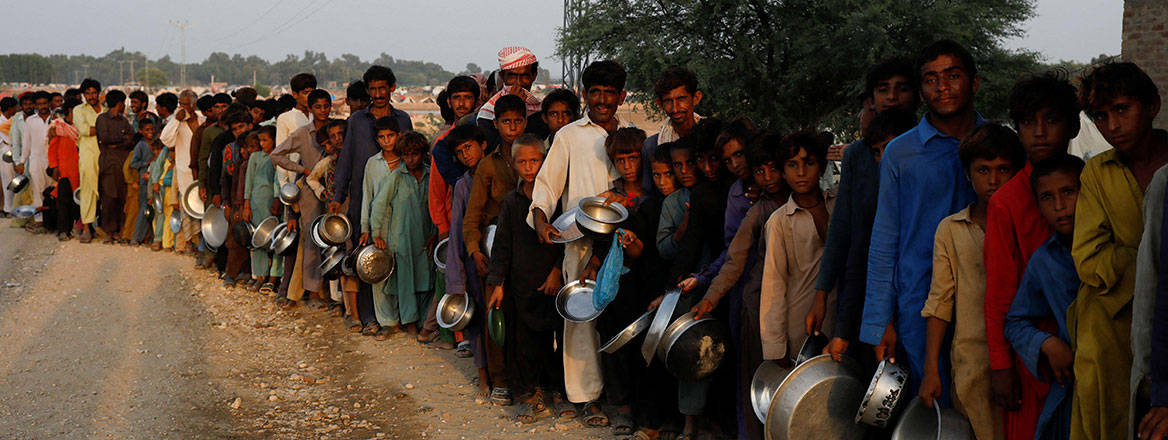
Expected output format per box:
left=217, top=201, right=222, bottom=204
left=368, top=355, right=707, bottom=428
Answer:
left=463, top=63, right=482, bottom=75
left=135, top=67, right=168, bottom=88
left=558, top=0, right=1040, bottom=132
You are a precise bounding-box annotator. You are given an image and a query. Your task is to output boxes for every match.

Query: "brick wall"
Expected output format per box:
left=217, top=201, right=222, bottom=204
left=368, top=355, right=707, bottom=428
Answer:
left=1123, top=0, right=1168, bottom=127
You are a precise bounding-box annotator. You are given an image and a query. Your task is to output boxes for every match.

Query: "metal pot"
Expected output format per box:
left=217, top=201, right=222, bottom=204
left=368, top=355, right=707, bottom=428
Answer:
left=575, top=196, right=628, bottom=234
left=278, top=182, right=300, bottom=205
left=251, top=216, right=279, bottom=249
left=481, top=224, right=497, bottom=258
left=319, top=246, right=345, bottom=280
left=7, top=174, right=29, bottom=193
left=181, top=183, right=204, bottom=219
left=73, top=188, right=81, bottom=205
left=658, top=311, right=729, bottom=382
left=13, top=205, right=36, bottom=218
left=309, top=216, right=328, bottom=249
left=232, top=221, right=256, bottom=250
left=436, top=293, right=475, bottom=331
left=599, top=310, right=654, bottom=354
left=555, top=279, right=601, bottom=323
left=142, top=203, right=156, bottom=221
left=1, top=149, right=12, bottom=163
left=765, top=355, right=867, bottom=440
left=796, top=332, right=829, bottom=365
left=342, top=245, right=359, bottom=277
left=201, top=205, right=229, bottom=248
left=271, top=224, right=299, bottom=256
left=355, top=244, right=394, bottom=284
left=433, top=238, right=449, bottom=273
left=550, top=207, right=585, bottom=244
left=891, top=397, right=974, bottom=440
left=856, top=359, right=909, bottom=428
left=268, top=223, right=287, bottom=251
left=641, top=289, right=682, bottom=365
left=169, top=209, right=183, bottom=233
left=751, top=360, right=795, bottom=423
left=318, top=213, right=352, bottom=246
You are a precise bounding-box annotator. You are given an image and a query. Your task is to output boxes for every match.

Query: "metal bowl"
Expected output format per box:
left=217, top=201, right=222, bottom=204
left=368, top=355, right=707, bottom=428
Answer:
left=232, top=221, right=256, bottom=250
left=641, top=289, right=682, bottom=365
left=355, top=244, right=394, bottom=284
left=251, top=216, right=279, bottom=249
left=200, top=205, right=229, bottom=248
left=555, top=280, right=601, bottom=323
left=142, top=203, right=156, bottom=221
left=319, top=213, right=352, bottom=246
left=751, top=360, right=795, bottom=423
left=13, top=205, right=36, bottom=218
left=765, top=355, right=867, bottom=440
left=73, top=188, right=81, bottom=205
left=576, top=196, right=629, bottom=234
left=309, top=216, right=328, bottom=249
left=481, top=224, right=497, bottom=258
left=153, top=194, right=164, bottom=214
left=278, top=182, right=300, bottom=205
left=796, top=332, right=829, bottom=365
left=7, top=174, right=29, bottom=193
left=658, top=311, right=729, bottom=382
left=488, top=308, right=506, bottom=347
left=433, top=238, right=449, bottom=273
left=436, top=293, right=475, bottom=331
left=342, top=245, right=359, bottom=277
left=181, top=183, right=204, bottom=219
left=550, top=207, right=585, bottom=244
left=599, top=310, right=654, bottom=354
left=268, top=223, right=287, bottom=251
left=169, top=209, right=183, bottom=233
left=319, top=246, right=345, bottom=279
left=271, top=223, right=299, bottom=256
left=1, top=149, right=12, bottom=163
left=856, top=359, right=909, bottom=428
left=891, top=398, right=974, bottom=440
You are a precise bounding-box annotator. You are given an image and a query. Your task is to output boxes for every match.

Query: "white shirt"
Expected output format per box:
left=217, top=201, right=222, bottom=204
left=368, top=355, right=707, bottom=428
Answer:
left=21, top=113, right=51, bottom=166
left=1069, top=111, right=1113, bottom=161
left=159, top=111, right=204, bottom=193
left=527, top=114, right=633, bottom=229
left=275, top=109, right=310, bottom=185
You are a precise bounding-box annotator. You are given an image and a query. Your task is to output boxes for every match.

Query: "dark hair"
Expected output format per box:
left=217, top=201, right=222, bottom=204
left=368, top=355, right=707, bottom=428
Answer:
left=79, top=78, right=101, bottom=93
left=1030, top=154, right=1085, bottom=193
left=779, top=131, right=829, bottom=167
left=104, top=90, right=126, bottom=108
left=233, top=87, right=258, bottom=104
left=691, top=118, right=725, bottom=156
left=363, top=65, right=397, bottom=86
left=394, top=131, right=429, bottom=156
left=137, top=118, right=155, bottom=128
left=319, top=119, right=347, bottom=146
left=346, top=80, right=369, bottom=100
left=222, top=103, right=252, bottom=126
left=0, top=97, right=16, bottom=112
left=49, top=92, right=63, bottom=100
left=494, top=94, right=527, bottom=120
left=62, top=96, right=82, bottom=113
left=917, top=39, right=977, bottom=82
left=372, top=116, right=400, bottom=134
left=446, top=124, right=486, bottom=150
left=542, top=88, right=580, bottom=118
left=307, top=89, right=331, bottom=108
left=746, top=131, right=783, bottom=168
left=290, top=73, right=317, bottom=93
left=1009, top=71, right=1081, bottom=134
left=64, top=88, right=81, bottom=101
left=257, top=125, right=276, bottom=140
left=446, top=76, right=480, bottom=100
left=1079, top=61, right=1161, bottom=110
left=212, top=93, right=232, bottom=105
left=864, top=57, right=918, bottom=101
left=957, top=123, right=1026, bottom=170
left=714, top=116, right=757, bottom=153
left=582, top=60, right=627, bottom=91
left=154, top=93, right=177, bottom=114
left=436, top=90, right=455, bottom=124
left=195, top=95, right=213, bottom=112
left=485, top=70, right=499, bottom=97
left=863, top=109, right=917, bottom=145
left=276, top=94, right=296, bottom=113
left=653, top=67, right=699, bottom=98
left=605, top=127, right=647, bottom=160
left=651, top=141, right=674, bottom=164
left=33, top=91, right=50, bottom=103
left=129, top=90, right=149, bottom=104
left=18, top=92, right=33, bottom=103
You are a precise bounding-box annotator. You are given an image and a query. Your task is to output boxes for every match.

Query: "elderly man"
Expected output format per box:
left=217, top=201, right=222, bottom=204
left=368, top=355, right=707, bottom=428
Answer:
left=476, top=47, right=549, bottom=144
left=159, top=89, right=205, bottom=251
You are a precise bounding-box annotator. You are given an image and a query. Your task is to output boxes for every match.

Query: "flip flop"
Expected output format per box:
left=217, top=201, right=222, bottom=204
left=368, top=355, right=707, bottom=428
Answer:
left=513, top=402, right=538, bottom=424
left=582, top=401, right=609, bottom=427
left=490, top=387, right=513, bottom=406
left=455, top=340, right=473, bottom=358
left=612, top=413, right=635, bottom=436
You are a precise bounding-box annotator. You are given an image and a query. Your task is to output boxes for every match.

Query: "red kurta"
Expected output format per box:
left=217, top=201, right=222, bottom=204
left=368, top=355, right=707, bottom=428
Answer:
left=983, top=162, right=1053, bottom=439
left=427, top=126, right=454, bottom=235
left=47, top=125, right=80, bottom=198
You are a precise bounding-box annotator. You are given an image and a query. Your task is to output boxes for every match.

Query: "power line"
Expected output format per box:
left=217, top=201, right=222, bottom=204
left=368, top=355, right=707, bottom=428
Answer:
left=207, top=0, right=288, bottom=45
left=227, top=0, right=333, bottom=52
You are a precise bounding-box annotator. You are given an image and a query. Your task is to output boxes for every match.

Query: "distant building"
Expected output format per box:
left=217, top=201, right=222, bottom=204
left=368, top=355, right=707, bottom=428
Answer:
left=1123, top=0, right=1168, bottom=127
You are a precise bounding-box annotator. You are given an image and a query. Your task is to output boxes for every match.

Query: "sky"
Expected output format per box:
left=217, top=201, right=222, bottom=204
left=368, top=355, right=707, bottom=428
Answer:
left=0, top=0, right=1122, bottom=73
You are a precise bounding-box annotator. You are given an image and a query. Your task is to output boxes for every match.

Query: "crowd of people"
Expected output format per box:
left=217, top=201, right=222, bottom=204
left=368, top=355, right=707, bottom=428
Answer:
left=0, top=40, right=1166, bottom=440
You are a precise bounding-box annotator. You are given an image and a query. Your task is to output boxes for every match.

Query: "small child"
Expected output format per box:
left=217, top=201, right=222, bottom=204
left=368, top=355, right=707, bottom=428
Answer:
left=128, top=119, right=156, bottom=245
left=245, top=125, right=282, bottom=293
left=656, top=139, right=700, bottom=260
left=231, top=131, right=257, bottom=288
left=307, top=120, right=346, bottom=202
left=359, top=116, right=404, bottom=338
left=150, top=140, right=174, bottom=251
left=1005, top=154, right=1085, bottom=440
left=47, top=105, right=80, bottom=241
left=465, top=94, right=527, bottom=276
left=540, top=88, right=580, bottom=145
left=919, top=124, right=1025, bottom=440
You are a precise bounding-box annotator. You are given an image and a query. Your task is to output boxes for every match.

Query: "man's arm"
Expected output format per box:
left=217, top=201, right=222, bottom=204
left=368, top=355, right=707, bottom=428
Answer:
left=860, top=155, right=901, bottom=346
left=815, top=144, right=858, bottom=293
left=270, top=128, right=307, bottom=175
left=1071, top=165, right=1138, bottom=292
left=463, top=160, right=493, bottom=254
left=526, top=129, right=570, bottom=229
left=984, top=196, right=1024, bottom=371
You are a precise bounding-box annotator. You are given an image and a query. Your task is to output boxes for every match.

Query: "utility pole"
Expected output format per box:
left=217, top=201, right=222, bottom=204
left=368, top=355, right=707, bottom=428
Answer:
left=81, top=64, right=89, bottom=79
left=128, top=60, right=135, bottom=87
left=171, top=20, right=191, bottom=87
left=561, top=0, right=587, bottom=92
left=118, top=60, right=130, bottom=86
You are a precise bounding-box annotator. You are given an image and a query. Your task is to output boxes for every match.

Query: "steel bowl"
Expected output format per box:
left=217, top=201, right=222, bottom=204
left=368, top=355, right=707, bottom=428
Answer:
left=856, top=359, right=910, bottom=428
left=153, top=194, right=164, bottom=214
left=232, top=221, right=256, bottom=250
left=658, top=311, right=729, bottom=382
left=550, top=207, right=585, bottom=244
left=488, top=308, right=506, bottom=347
left=268, top=223, right=287, bottom=251
left=169, top=209, right=183, bottom=233
left=436, top=293, right=475, bottom=331
left=891, top=398, right=974, bottom=440
left=1, top=149, right=12, bottom=163
left=342, top=245, right=360, bottom=277
left=73, top=188, right=81, bottom=205
left=751, top=360, right=795, bottom=423
left=555, top=280, right=601, bottom=323
left=575, top=196, right=629, bottom=234
left=318, top=213, right=352, bottom=246
left=433, top=238, right=449, bottom=273
left=641, top=289, right=682, bottom=365
left=13, top=205, right=36, bottom=218
left=272, top=224, right=299, bottom=256
left=599, top=310, right=654, bottom=354
left=796, top=332, right=829, bottom=365
left=278, top=182, right=300, bottom=205
left=319, top=246, right=345, bottom=280
left=200, top=205, right=229, bottom=248
left=181, top=183, right=204, bottom=219
left=251, top=216, right=279, bottom=249
left=142, top=203, right=156, bottom=221
left=481, top=224, right=497, bottom=258
left=309, top=216, right=328, bottom=249
left=355, top=244, right=394, bottom=284
left=7, top=174, right=29, bottom=193
left=765, top=354, right=867, bottom=440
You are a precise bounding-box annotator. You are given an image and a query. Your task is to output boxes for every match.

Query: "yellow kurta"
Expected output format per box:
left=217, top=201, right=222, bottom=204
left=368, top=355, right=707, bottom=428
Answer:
left=921, top=206, right=1003, bottom=440
left=72, top=102, right=103, bottom=224
left=1069, top=149, right=1143, bottom=440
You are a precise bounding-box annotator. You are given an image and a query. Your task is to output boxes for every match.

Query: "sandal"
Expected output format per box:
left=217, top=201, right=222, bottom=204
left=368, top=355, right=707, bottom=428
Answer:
left=259, top=283, right=275, bottom=294
left=455, top=341, right=473, bottom=358
left=374, top=327, right=392, bottom=341
left=490, top=387, right=513, bottom=406
left=513, top=402, right=538, bottom=424
left=345, top=318, right=363, bottom=333
left=582, top=401, right=609, bottom=427
left=552, top=394, right=577, bottom=420
left=629, top=429, right=657, bottom=440
left=612, top=413, right=635, bottom=436
left=328, top=303, right=345, bottom=317
left=361, top=322, right=381, bottom=336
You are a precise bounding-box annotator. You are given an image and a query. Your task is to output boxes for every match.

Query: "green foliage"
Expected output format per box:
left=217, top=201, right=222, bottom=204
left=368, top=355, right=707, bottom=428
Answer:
left=135, top=67, right=168, bottom=87
left=254, top=84, right=272, bottom=98
left=558, top=0, right=1040, bottom=134
left=0, top=54, right=55, bottom=84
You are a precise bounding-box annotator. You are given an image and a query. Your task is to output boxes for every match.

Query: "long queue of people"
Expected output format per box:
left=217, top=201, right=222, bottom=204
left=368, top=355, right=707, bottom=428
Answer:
left=1, top=39, right=1167, bottom=440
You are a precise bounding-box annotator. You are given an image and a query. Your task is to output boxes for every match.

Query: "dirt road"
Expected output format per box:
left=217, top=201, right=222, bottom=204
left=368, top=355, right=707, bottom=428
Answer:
left=0, top=221, right=608, bottom=439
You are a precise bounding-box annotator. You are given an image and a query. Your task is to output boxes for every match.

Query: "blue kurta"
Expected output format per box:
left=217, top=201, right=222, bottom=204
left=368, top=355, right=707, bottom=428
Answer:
left=860, top=114, right=982, bottom=391
left=1005, top=236, right=1079, bottom=440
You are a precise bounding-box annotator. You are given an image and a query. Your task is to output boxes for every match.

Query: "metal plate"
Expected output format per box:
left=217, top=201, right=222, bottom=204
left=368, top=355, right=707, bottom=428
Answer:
left=251, top=217, right=279, bottom=249
left=765, top=355, right=866, bottom=440
left=890, top=397, right=974, bottom=440
left=181, top=183, right=204, bottom=219
left=550, top=207, right=585, bottom=244
left=201, top=206, right=228, bottom=248
left=555, top=280, right=600, bottom=322
left=752, top=360, right=794, bottom=423
left=662, top=315, right=728, bottom=382
left=13, top=205, right=36, bottom=218
left=641, top=289, right=681, bottom=365
left=599, top=310, right=654, bottom=354
left=433, top=238, right=449, bottom=273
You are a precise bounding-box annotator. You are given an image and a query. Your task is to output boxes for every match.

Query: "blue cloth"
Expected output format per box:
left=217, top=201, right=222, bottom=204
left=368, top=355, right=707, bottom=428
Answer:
left=860, top=114, right=983, bottom=390
left=1153, top=179, right=1168, bottom=407
left=332, top=107, right=413, bottom=225
left=431, top=132, right=466, bottom=187
left=1005, top=236, right=1078, bottom=440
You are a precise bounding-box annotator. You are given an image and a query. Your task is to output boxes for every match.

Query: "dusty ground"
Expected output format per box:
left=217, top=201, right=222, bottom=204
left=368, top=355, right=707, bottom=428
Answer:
left=0, top=221, right=611, bottom=439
